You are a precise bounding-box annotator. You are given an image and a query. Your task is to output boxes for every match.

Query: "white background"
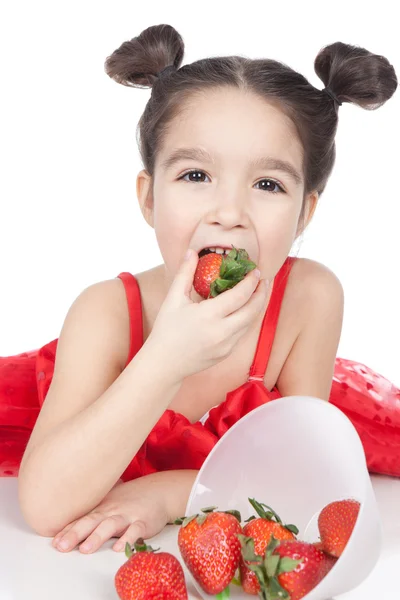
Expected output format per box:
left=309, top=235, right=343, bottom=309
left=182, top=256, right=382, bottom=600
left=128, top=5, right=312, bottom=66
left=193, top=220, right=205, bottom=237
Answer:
left=1, top=1, right=399, bottom=386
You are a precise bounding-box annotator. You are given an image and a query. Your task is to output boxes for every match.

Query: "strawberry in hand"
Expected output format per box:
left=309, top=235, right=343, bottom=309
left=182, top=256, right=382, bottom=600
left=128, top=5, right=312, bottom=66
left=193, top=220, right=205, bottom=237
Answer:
left=176, top=505, right=243, bottom=598
left=194, top=246, right=257, bottom=299
left=115, top=538, right=188, bottom=600
left=239, top=498, right=299, bottom=595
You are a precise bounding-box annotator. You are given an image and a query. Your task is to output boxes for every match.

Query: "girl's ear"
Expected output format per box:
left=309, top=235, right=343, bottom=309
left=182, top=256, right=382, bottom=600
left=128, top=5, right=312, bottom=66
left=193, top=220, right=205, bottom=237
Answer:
left=296, top=191, right=319, bottom=237
left=136, top=170, right=155, bottom=228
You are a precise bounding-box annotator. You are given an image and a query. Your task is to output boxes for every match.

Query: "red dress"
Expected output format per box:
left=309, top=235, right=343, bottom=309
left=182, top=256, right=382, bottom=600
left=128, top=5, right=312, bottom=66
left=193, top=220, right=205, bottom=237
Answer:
left=1, top=257, right=399, bottom=479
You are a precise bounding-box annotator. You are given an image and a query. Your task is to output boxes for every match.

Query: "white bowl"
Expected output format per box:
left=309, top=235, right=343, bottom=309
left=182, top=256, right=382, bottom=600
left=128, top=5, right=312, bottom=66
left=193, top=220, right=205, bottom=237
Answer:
left=185, top=396, right=382, bottom=600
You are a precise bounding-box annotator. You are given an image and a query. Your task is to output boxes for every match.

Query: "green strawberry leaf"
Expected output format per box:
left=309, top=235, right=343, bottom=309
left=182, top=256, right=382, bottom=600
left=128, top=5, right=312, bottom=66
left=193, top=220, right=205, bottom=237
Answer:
left=219, top=259, right=228, bottom=279
left=269, top=576, right=290, bottom=599
left=259, top=503, right=283, bottom=524
left=266, top=536, right=281, bottom=556
left=224, top=509, right=242, bottom=523
left=196, top=514, right=208, bottom=526
left=125, top=542, right=133, bottom=558
left=239, top=259, right=257, bottom=274
left=265, top=554, right=280, bottom=578
left=276, top=557, right=303, bottom=574
left=216, top=585, right=231, bottom=600
left=226, top=248, right=239, bottom=260
left=181, top=514, right=197, bottom=527
left=285, top=524, right=299, bottom=535
left=210, top=279, right=237, bottom=297
left=248, top=499, right=282, bottom=523
left=237, top=248, right=250, bottom=261
left=231, top=567, right=241, bottom=586
left=222, top=259, right=247, bottom=280
left=237, top=534, right=263, bottom=563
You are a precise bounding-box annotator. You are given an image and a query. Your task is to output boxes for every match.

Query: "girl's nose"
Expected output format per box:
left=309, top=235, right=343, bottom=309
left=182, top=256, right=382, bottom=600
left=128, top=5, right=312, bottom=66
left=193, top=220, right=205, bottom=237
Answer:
left=207, top=195, right=247, bottom=228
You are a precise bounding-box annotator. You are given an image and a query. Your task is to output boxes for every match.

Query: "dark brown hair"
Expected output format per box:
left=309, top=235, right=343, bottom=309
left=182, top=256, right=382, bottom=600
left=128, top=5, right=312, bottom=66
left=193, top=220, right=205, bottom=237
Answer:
left=104, top=24, right=397, bottom=232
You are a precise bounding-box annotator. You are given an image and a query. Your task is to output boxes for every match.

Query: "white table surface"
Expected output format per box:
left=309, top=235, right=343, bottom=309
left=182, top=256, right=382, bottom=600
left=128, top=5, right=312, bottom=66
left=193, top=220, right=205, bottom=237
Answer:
left=1, top=475, right=399, bottom=600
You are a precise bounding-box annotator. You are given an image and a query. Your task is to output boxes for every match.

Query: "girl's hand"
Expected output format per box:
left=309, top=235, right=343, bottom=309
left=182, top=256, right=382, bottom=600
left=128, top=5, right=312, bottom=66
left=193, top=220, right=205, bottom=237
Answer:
left=147, top=249, right=269, bottom=382
left=51, top=474, right=170, bottom=554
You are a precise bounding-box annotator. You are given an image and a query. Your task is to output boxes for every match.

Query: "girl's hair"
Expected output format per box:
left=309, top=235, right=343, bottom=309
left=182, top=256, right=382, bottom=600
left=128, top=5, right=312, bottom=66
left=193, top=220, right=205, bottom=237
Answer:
left=104, top=24, right=397, bottom=233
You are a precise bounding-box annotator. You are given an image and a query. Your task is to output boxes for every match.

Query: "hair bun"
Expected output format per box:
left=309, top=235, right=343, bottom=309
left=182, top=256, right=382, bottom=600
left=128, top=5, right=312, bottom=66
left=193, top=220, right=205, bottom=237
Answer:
left=104, top=24, right=184, bottom=89
left=315, top=41, right=397, bottom=109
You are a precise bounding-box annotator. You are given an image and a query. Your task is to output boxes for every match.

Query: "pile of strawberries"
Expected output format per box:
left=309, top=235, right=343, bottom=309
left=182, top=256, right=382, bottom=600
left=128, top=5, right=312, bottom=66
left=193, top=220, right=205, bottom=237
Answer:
left=114, top=497, right=360, bottom=600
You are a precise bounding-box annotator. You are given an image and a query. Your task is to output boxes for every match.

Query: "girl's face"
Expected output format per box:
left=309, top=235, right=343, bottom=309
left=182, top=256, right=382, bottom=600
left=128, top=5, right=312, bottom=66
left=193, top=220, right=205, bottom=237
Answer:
left=138, top=87, right=317, bottom=298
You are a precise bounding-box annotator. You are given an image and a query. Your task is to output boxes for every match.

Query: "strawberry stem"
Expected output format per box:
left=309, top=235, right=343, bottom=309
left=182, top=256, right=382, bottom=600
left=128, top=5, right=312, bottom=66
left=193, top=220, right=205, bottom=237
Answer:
left=248, top=498, right=299, bottom=536
left=124, top=539, right=160, bottom=559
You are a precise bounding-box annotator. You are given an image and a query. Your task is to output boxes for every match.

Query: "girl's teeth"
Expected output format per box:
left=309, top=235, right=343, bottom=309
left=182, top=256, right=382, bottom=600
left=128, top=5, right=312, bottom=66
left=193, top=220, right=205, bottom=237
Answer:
left=201, top=247, right=230, bottom=256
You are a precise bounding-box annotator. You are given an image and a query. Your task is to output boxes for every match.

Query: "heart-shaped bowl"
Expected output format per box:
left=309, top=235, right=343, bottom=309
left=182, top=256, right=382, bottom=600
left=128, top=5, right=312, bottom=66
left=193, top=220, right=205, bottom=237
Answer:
left=184, top=396, right=382, bottom=600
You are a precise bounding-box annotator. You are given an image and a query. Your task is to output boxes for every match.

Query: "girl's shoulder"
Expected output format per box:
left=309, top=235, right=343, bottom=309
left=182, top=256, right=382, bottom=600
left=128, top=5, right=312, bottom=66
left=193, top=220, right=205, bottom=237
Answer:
left=287, top=257, right=344, bottom=310
left=274, top=257, right=344, bottom=400
left=103, top=268, right=160, bottom=372
left=77, top=276, right=136, bottom=373
left=289, top=255, right=343, bottom=284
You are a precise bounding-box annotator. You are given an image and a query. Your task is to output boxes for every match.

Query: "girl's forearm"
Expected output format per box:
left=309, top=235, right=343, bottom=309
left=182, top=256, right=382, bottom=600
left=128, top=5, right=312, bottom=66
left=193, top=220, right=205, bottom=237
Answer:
left=18, top=342, right=183, bottom=537
left=157, top=469, right=200, bottom=522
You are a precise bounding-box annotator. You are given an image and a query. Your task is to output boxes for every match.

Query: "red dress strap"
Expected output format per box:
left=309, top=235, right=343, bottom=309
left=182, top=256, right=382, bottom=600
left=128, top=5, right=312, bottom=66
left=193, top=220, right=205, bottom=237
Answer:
left=248, top=256, right=297, bottom=381
left=117, top=273, right=143, bottom=367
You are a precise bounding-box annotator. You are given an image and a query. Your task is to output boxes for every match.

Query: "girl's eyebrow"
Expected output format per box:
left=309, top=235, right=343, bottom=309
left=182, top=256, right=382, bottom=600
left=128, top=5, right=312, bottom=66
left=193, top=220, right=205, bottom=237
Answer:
left=160, top=146, right=303, bottom=186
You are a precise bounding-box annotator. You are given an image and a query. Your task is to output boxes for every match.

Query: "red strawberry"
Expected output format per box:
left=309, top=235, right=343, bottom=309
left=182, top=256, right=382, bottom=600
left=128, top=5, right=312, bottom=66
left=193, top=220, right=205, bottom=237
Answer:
left=114, top=539, right=188, bottom=600
left=272, top=539, right=329, bottom=600
left=320, top=551, right=338, bottom=578
left=239, top=535, right=328, bottom=600
left=194, top=246, right=257, bottom=299
left=318, top=499, right=360, bottom=557
left=239, top=498, right=299, bottom=595
left=176, top=505, right=243, bottom=596
left=312, top=542, right=338, bottom=576
left=312, top=541, right=324, bottom=552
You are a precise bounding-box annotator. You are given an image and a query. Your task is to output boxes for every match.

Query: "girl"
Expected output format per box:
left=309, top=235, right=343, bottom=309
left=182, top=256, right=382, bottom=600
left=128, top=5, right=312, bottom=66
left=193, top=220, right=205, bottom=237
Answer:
left=1, top=24, right=398, bottom=556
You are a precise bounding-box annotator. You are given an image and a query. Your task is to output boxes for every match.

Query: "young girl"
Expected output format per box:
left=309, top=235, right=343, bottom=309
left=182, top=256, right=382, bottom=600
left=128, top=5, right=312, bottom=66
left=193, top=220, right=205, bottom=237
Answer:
left=1, top=24, right=398, bottom=556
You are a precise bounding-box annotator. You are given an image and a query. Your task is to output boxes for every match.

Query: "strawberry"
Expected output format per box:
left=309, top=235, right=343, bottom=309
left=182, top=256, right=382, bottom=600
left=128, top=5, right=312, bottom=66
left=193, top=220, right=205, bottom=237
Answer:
left=176, top=505, right=243, bottom=597
left=114, top=539, right=188, bottom=600
left=194, top=246, right=257, bottom=299
left=238, top=535, right=328, bottom=600
left=312, top=542, right=338, bottom=576
left=318, top=499, right=360, bottom=557
left=312, top=541, right=324, bottom=552
left=239, top=498, right=299, bottom=595
left=319, top=551, right=338, bottom=578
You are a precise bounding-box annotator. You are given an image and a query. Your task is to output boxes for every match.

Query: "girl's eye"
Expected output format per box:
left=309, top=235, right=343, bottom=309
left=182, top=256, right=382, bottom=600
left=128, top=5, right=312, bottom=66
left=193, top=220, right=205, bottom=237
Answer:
left=178, top=170, right=285, bottom=193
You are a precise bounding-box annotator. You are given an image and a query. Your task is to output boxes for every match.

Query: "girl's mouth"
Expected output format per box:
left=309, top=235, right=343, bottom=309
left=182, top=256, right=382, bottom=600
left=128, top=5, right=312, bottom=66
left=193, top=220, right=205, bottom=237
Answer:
left=198, top=247, right=233, bottom=258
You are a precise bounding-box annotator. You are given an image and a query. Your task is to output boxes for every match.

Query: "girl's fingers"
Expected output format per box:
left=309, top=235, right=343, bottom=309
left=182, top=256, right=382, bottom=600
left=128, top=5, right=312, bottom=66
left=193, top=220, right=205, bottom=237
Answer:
left=112, top=519, right=147, bottom=552
left=78, top=514, right=130, bottom=553
left=209, top=270, right=262, bottom=317
left=225, top=278, right=269, bottom=330
left=53, top=512, right=107, bottom=552
left=52, top=519, right=80, bottom=547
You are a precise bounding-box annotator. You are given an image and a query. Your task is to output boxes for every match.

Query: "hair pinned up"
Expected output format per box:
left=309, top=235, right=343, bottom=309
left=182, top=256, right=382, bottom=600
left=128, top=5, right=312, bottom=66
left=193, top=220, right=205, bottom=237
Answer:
left=104, top=24, right=184, bottom=87
left=104, top=24, right=397, bottom=231
left=315, top=41, right=397, bottom=110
